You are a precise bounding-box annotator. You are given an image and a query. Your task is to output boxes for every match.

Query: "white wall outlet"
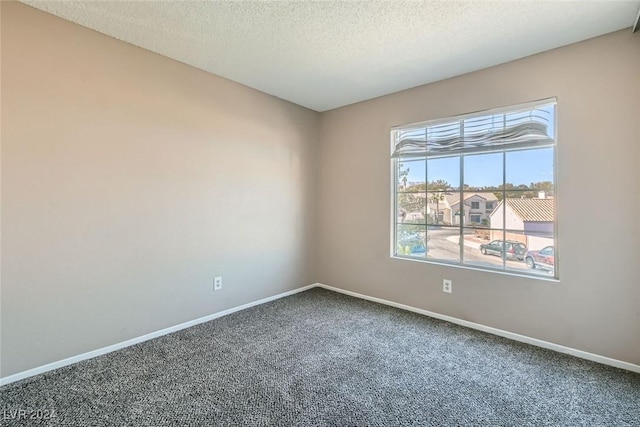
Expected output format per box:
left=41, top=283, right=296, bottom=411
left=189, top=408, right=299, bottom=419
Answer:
left=214, top=276, right=222, bottom=291
left=443, top=279, right=452, bottom=294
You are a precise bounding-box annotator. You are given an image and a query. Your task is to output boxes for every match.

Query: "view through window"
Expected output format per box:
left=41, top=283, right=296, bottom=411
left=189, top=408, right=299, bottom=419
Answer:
left=391, top=100, right=557, bottom=279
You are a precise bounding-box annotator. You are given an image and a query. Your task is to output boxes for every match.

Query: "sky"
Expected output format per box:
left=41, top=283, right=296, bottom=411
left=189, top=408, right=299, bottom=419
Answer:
left=400, top=147, right=554, bottom=188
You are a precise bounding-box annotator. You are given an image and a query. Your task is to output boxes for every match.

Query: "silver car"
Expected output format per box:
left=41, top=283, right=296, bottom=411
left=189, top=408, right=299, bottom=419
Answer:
left=479, top=240, right=527, bottom=261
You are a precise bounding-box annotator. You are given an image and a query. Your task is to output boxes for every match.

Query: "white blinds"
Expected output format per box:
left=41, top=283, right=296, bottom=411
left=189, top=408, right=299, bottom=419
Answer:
left=391, top=100, right=556, bottom=158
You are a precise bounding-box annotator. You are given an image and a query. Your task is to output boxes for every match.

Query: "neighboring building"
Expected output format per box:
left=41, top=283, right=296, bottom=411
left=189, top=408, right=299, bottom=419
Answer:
left=428, top=192, right=498, bottom=226
left=489, top=197, right=554, bottom=250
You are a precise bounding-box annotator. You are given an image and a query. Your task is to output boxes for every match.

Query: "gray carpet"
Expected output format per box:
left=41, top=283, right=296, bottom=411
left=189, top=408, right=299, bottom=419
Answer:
left=1, top=288, right=639, bottom=426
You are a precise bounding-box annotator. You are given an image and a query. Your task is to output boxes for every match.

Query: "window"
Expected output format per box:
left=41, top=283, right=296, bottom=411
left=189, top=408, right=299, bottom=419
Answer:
left=391, top=99, right=557, bottom=279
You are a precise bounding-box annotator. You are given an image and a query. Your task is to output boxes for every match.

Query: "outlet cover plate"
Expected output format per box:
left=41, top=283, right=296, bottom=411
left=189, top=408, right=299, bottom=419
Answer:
left=443, top=279, right=452, bottom=293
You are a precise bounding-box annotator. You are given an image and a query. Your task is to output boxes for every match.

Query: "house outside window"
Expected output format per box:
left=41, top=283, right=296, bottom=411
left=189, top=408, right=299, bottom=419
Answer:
left=391, top=99, right=557, bottom=279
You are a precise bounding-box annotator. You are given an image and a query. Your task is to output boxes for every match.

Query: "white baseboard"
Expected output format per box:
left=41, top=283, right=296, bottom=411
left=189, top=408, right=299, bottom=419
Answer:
left=3, top=281, right=637, bottom=386
left=0, top=284, right=317, bottom=386
left=315, top=283, right=640, bottom=374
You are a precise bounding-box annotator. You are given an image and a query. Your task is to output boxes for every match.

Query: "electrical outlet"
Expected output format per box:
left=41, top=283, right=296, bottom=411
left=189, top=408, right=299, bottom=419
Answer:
left=214, top=276, right=222, bottom=291
left=443, top=279, right=452, bottom=294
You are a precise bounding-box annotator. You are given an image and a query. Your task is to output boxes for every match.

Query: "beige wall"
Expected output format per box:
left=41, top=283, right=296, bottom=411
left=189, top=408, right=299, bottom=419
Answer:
left=1, top=2, right=318, bottom=377
left=317, top=30, right=640, bottom=365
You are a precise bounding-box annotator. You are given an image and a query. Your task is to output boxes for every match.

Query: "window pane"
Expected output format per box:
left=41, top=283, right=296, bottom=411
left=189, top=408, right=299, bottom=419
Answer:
left=498, top=194, right=555, bottom=231
left=463, top=152, right=503, bottom=190
left=506, top=147, right=554, bottom=189
left=397, top=192, right=426, bottom=224
left=396, top=224, right=427, bottom=258
left=426, top=225, right=460, bottom=263
left=397, top=159, right=425, bottom=192
left=426, top=192, right=452, bottom=225
left=464, top=229, right=504, bottom=269
left=506, top=232, right=555, bottom=277
left=524, top=242, right=556, bottom=277
left=427, top=157, right=459, bottom=190
left=464, top=113, right=505, bottom=144
left=461, top=192, right=499, bottom=227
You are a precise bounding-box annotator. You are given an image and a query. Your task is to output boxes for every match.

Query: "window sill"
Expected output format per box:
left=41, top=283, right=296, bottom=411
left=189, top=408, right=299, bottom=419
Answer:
left=391, top=254, right=560, bottom=282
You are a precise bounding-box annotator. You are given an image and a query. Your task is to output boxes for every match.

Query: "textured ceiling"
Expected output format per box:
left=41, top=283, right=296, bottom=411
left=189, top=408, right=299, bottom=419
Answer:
left=18, top=0, right=640, bottom=112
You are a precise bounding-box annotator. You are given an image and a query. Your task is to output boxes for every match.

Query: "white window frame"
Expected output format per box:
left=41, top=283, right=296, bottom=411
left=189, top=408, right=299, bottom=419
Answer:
left=390, top=98, right=559, bottom=280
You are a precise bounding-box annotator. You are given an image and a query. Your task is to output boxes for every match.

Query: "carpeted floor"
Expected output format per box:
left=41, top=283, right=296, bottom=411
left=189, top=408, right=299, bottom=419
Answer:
left=1, top=288, right=639, bottom=426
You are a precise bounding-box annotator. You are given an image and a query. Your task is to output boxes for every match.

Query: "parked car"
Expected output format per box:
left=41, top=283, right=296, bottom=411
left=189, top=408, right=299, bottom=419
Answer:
left=525, top=246, right=555, bottom=272
left=479, top=240, right=527, bottom=260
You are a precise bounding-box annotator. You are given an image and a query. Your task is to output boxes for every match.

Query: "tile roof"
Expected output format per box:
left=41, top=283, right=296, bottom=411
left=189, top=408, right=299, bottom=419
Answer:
left=506, top=198, right=554, bottom=222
